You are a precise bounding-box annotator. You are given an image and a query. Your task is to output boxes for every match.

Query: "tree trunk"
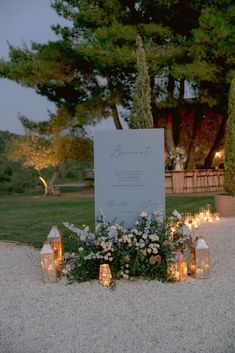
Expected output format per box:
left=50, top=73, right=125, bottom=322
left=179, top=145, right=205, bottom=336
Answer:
left=151, top=100, right=159, bottom=127
left=106, top=74, right=123, bottom=130
left=167, top=75, right=175, bottom=99
left=165, top=111, right=175, bottom=152
left=48, top=163, right=63, bottom=195
left=186, top=108, right=202, bottom=169
left=39, top=176, right=49, bottom=197
left=204, top=114, right=227, bottom=168
left=165, top=75, right=176, bottom=151
left=110, top=103, right=123, bottom=129
left=150, top=75, right=159, bottom=127
left=178, top=79, right=185, bottom=103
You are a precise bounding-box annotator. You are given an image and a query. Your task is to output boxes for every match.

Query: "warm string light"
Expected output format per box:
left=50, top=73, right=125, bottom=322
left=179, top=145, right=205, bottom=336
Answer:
left=47, top=226, right=64, bottom=278
left=169, top=252, right=187, bottom=282
left=40, top=226, right=64, bottom=283
left=190, top=236, right=210, bottom=279
left=184, top=205, right=220, bottom=232
left=170, top=204, right=217, bottom=282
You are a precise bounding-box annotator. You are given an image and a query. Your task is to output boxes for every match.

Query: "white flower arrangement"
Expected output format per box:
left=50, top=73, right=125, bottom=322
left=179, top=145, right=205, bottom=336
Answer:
left=63, top=208, right=191, bottom=283
left=168, top=146, right=187, bottom=164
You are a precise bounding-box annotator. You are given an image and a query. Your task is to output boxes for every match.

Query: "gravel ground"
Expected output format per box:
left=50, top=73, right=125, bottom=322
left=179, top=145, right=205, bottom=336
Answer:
left=0, top=219, right=234, bottom=353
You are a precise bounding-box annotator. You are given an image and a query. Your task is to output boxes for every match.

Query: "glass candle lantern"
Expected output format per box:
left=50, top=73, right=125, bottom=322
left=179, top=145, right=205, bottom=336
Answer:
left=168, top=251, right=188, bottom=282
left=213, top=213, right=220, bottom=222
left=199, top=208, right=205, bottom=222
left=183, top=239, right=193, bottom=274
left=99, top=264, right=112, bottom=287
left=185, top=213, right=192, bottom=224
left=40, top=242, right=58, bottom=283
left=47, top=226, right=64, bottom=270
left=190, top=236, right=210, bottom=279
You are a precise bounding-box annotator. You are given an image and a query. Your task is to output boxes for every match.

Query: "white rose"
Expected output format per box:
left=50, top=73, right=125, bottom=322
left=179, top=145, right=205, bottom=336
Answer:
left=152, top=248, right=158, bottom=254
left=147, top=248, right=152, bottom=254
left=123, top=274, right=129, bottom=280
left=78, top=247, right=84, bottom=252
left=149, top=234, right=159, bottom=242
left=142, top=233, right=147, bottom=240
left=95, top=224, right=101, bottom=232
left=172, top=210, right=182, bottom=220
left=140, top=212, right=148, bottom=218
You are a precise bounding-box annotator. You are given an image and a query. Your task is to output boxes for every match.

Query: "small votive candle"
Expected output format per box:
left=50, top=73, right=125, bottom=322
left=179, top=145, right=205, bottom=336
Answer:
left=99, top=264, right=112, bottom=287
left=213, top=213, right=220, bottom=222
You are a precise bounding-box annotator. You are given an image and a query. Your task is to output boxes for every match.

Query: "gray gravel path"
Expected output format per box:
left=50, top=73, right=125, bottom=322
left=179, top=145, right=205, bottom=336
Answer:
left=0, top=219, right=234, bottom=353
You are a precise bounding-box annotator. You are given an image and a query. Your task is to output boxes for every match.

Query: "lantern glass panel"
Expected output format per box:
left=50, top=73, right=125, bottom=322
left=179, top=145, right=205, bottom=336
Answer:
left=40, top=243, right=57, bottom=283
left=48, top=226, right=64, bottom=273
left=99, top=264, right=112, bottom=286
left=169, top=252, right=187, bottom=282
left=190, top=236, right=210, bottom=279
left=183, top=237, right=192, bottom=274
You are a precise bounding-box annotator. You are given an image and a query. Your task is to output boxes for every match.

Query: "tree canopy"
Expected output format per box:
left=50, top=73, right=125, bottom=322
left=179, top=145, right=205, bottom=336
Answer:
left=9, top=110, right=93, bottom=195
left=1, top=0, right=235, bottom=167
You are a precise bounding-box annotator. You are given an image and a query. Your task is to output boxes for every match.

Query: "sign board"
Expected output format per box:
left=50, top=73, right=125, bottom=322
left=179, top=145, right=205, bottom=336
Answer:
left=94, top=129, right=165, bottom=227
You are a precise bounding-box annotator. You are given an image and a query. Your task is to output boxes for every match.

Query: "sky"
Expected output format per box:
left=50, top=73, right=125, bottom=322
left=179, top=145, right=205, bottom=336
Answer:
left=0, top=0, right=123, bottom=135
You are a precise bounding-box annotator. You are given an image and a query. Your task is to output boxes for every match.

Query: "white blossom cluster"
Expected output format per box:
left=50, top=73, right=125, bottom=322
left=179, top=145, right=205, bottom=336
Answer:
left=168, top=146, right=187, bottom=163
left=63, top=209, right=167, bottom=280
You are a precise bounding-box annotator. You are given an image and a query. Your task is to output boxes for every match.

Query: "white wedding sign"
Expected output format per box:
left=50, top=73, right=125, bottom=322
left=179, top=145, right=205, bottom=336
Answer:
left=94, top=129, right=165, bottom=227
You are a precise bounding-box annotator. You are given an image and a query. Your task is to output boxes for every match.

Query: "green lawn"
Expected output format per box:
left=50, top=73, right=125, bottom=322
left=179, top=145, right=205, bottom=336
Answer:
left=0, top=192, right=215, bottom=251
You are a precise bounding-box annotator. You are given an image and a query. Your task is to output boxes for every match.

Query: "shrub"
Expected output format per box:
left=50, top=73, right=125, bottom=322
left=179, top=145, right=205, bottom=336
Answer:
left=224, top=78, right=235, bottom=196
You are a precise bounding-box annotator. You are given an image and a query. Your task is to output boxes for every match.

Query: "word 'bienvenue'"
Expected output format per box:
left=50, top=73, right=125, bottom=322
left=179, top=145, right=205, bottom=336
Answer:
left=110, top=144, right=152, bottom=159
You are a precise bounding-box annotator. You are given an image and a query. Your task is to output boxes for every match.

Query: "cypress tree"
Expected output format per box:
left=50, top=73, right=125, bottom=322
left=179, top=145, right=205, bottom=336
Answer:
left=129, top=35, right=154, bottom=129
left=224, top=78, right=235, bottom=196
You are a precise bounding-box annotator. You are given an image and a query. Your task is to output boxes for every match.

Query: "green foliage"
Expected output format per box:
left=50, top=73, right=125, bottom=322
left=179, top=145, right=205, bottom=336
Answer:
left=0, top=0, right=234, bottom=134
left=0, top=0, right=235, bottom=168
left=129, top=35, right=154, bottom=129
left=0, top=131, right=38, bottom=193
left=65, top=256, right=100, bottom=283
left=179, top=5, right=235, bottom=108
left=224, top=78, right=235, bottom=195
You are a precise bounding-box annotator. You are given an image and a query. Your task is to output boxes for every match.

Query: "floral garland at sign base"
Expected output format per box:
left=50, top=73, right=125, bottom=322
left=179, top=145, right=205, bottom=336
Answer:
left=63, top=205, right=218, bottom=286
left=63, top=209, right=195, bottom=285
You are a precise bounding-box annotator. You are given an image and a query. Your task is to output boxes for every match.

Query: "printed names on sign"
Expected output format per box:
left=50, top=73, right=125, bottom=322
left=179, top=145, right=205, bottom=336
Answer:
left=94, top=129, right=165, bottom=227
